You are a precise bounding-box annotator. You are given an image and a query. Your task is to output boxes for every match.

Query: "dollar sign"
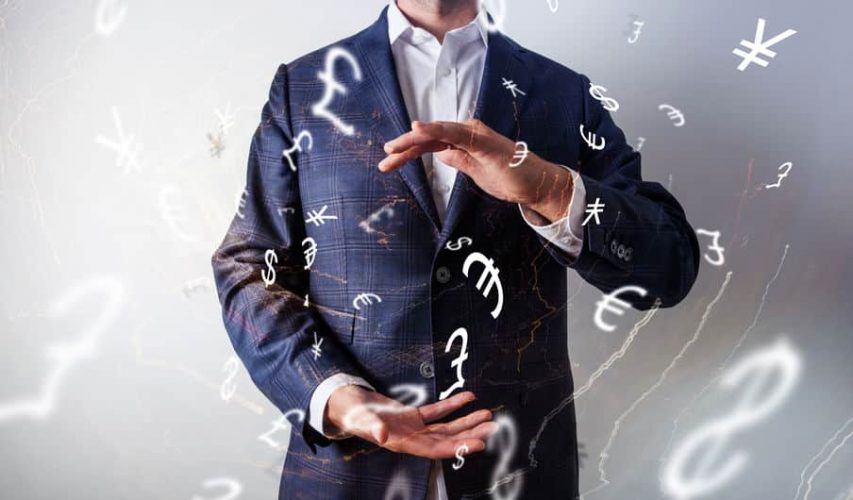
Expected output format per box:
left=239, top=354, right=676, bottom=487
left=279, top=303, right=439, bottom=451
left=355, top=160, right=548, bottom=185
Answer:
left=261, top=249, right=277, bottom=287
left=453, top=443, right=469, bottom=470
left=662, top=338, right=801, bottom=499
left=487, top=415, right=523, bottom=500
left=220, top=356, right=239, bottom=401
left=588, top=84, right=620, bottom=112
left=446, top=236, right=473, bottom=251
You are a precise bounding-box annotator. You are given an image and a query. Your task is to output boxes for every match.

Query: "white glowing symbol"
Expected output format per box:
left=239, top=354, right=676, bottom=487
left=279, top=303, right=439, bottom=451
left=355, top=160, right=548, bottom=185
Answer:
left=636, top=137, right=646, bottom=151
left=594, top=285, right=647, bottom=333
left=545, top=0, right=558, bottom=13
left=446, top=236, right=473, bottom=251
left=662, top=337, right=801, bottom=499
left=509, top=141, right=529, bottom=168
left=213, top=103, right=235, bottom=135
left=158, top=185, right=198, bottom=243
left=95, top=105, right=142, bottom=174
left=628, top=20, right=645, bottom=44
left=220, top=356, right=239, bottom=402
left=261, top=249, right=277, bottom=287
left=0, top=276, right=125, bottom=423
left=764, top=161, right=792, bottom=189
left=439, top=327, right=469, bottom=400
left=501, top=77, right=526, bottom=98
left=94, top=0, right=127, bottom=37
left=583, top=197, right=605, bottom=226
left=733, top=18, right=797, bottom=72
left=479, top=0, right=507, bottom=33
left=453, top=443, right=469, bottom=470
left=352, top=293, right=382, bottom=310
left=183, top=277, right=212, bottom=298
left=277, top=206, right=295, bottom=217
left=305, top=205, right=338, bottom=226
left=190, top=477, right=243, bottom=500
left=383, top=468, right=413, bottom=500
left=235, top=188, right=248, bottom=219
left=487, top=414, right=523, bottom=500
left=588, top=84, right=620, bottom=112
left=312, top=47, right=362, bottom=136
left=302, top=237, right=317, bottom=270
left=462, top=252, right=504, bottom=319
left=580, top=124, right=606, bottom=150
left=258, top=409, right=305, bottom=451
left=659, top=104, right=686, bottom=127
left=696, top=229, right=725, bottom=267
left=342, top=384, right=427, bottom=431
left=359, top=203, right=396, bottom=234
left=282, top=130, right=313, bottom=172
left=311, top=332, right=323, bottom=360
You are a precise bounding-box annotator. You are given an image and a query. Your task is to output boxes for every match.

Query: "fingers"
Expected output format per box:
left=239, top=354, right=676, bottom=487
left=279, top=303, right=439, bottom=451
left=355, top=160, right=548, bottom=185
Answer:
left=451, top=420, right=500, bottom=441
left=418, top=391, right=476, bottom=423
left=427, top=408, right=492, bottom=435
left=434, top=148, right=476, bottom=174
left=377, top=142, right=443, bottom=173
left=384, top=121, right=480, bottom=155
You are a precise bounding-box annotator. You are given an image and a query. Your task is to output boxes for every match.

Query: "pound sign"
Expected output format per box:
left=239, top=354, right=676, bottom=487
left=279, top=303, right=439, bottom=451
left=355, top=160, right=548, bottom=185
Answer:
left=439, top=327, right=469, bottom=400
left=312, top=47, right=362, bottom=136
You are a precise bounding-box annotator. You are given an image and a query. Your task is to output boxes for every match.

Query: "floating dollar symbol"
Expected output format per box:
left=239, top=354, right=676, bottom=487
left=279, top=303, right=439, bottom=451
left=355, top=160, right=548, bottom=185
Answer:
left=589, top=84, right=620, bottom=112
left=509, top=141, right=529, bottom=168
left=764, top=161, right=792, bottom=189
left=261, top=249, right=277, bottom=287
left=662, top=338, right=801, bottom=499
left=579, top=124, right=606, bottom=150
left=439, top=327, right=469, bottom=400
left=594, top=285, right=647, bottom=332
left=190, top=477, right=243, bottom=500
left=446, top=236, right=473, bottom=251
left=659, top=104, right=685, bottom=127
left=352, top=293, right=382, bottom=310
left=302, top=237, right=317, bottom=270
left=696, top=229, right=725, bottom=267
left=488, top=415, right=523, bottom=500
left=220, top=356, right=239, bottom=402
left=312, top=47, right=362, bottom=136
left=453, top=443, right=469, bottom=470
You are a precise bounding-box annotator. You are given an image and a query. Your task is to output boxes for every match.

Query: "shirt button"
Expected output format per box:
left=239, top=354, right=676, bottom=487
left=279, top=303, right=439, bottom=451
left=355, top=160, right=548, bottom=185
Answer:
left=435, top=266, right=451, bottom=283
left=419, top=360, right=435, bottom=379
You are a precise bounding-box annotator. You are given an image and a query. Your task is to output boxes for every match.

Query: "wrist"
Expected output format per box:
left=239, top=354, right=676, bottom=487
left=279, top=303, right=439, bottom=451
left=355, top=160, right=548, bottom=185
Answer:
left=526, top=161, right=573, bottom=223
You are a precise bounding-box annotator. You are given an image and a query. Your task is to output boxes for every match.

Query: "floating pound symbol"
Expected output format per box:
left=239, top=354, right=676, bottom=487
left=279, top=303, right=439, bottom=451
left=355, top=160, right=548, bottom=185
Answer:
left=312, top=47, right=362, bottom=136
left=439, top=327, right=469, bottom=400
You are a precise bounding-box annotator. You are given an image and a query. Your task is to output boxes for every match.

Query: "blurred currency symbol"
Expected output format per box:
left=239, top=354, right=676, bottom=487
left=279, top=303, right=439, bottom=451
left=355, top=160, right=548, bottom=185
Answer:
left=462, top=253, right=504, bottom=319
left=583, top=197, right=605, bottom=226
left=501, top=78, right=526, bottom=98
left=696, top=229, right=725, bottom=266
left=733, top=18, right=797, bottom=72
left=588, top=84, right=620, bottom=112
left=359, top=203, right=396, bottom=234
left=662, top=338, right=801, bottom=499
left=304, top=293, right=310, bottom=307
left=235, top=188, right=248, bottom=219
left=305, top=205, right=338, bottom=226
left=258, top=409, right=305, bottom=451
left=302, top=237, right=317, bottom=270
left=190, top=478, right=243, bottom=500
left=282, top=130, right=313, bottom=171
left=220, top=356, right=239, bottom=402
left=453, top=443, right=469, bottom=470
left=158, top=185, right=198, bottom=242
left=311, top=332, right=323, bottom=360
left=439, top=327, right=469, bottom=400
left=353, top=293, right=382, bottom=310
left=94, top=0, right=127, bottom=37
left=594, top=285, right=648, bottom=332
left=207, top=131, right=225, bottom=158
left=261, top=249, right=277, bottom=287
left=628, top=19, right=644, bottom=44
left=182, top=277, right=212, bottom=298
left=546, top=0, right=558, bottom=12
left=636, top=137, right=646, bottom=151
left=659, top=104, right=685, bottom=127
left=509, top=141, right=529, bottom=168
left=446, top=236, right=473, bottom=251
left=277, top=206, right=295, bottom=217
left=487, top=415, right=523, bottom=500
left=764, top=161, right=792, bottom=189
left=95, top=105, right=142, bottom=174
left=312, top=47, right=362, bottom=136
left=580, top=124, right=606, bottom=150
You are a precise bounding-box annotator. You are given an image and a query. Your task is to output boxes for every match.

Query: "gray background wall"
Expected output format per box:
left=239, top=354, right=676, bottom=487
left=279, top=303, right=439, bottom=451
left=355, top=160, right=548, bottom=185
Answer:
left=1, top=0, right=851, bottom=499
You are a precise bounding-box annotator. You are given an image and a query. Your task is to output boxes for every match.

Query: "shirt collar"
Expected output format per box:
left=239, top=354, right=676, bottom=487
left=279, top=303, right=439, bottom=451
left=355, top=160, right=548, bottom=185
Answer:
left=387, top=0, right=489, bottom=47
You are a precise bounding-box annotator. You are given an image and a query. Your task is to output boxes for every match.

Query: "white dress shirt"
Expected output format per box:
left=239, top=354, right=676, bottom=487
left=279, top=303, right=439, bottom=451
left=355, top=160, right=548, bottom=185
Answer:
left=307, top=2, right=587, bottom=499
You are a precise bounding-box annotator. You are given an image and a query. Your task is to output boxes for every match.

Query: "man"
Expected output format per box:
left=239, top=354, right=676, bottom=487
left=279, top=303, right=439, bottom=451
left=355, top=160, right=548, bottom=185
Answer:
left=212, top=1, right=700, bottom=498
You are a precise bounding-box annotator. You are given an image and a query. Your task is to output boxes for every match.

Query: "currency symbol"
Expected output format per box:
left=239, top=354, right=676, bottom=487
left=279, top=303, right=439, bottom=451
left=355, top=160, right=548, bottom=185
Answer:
left=733, top=18, right=797, bottom=72
left=662, top=338, right=801, bottom=499
left=487, top=414, right=523, bottom=500
left=277, top=206, right=295, bottom=216
left=261, top=249, right=277, bottom=287
left=446, top=236, right=473, bottom=251
left=359, top=203, right=396, bottom=234
left=190, top=478, right=243, bottom=500
left=302, top=237, right=317, bottom=270
left=580, top=124, right=606, bottom=151
left=583, top=197, right=605, bottom=226
left=545, top=0, right=558, bottom=13
left=501, top=77, right=526, bottom=98
left=628, top=20, right=644, bottom=44
left=235, top=188, right=248, bottom=219
left=462, top=252, right=504, bottom=319
left=594, top=285, right=648, bottom=332
left=696, top=229, right=725, bottom=266
left=158, top=185, right=198, bottom=242
left=479, top=0, right=507, bottom=33
left=258, top=409, right=305, bottom=451
left=312, top=47, right=362, bottom=136
left=183, top=277, right=212, bottom=298
left=95, top=105, right=142, bottom=174
left=311, top=332, right=323, bottom=360
left=305, top=205, right=338, bottom=226
left=453, top=443, right=469, bottom=470
left=94, top=0, right=127, bottom=37
left=342, top=384, right=427, bottom=431
left=636, top=137, right=646, bottom=151
left=353, top=293, right=382, bottom=310
left=659, top=104, right=685, bottom=127
left=304, top=293, right=310, bottom=307
left=439, top=327, right=469, bottom=400
left=588, top=84, right=620, bottom=112
left=207, top=131, right=225, bottom=157
left=764, top=161, right=792, bottom=189
left=509, top=141, right=529, bottom=168
left=220, top=356, right=239, bottom=402
left=282, top=130, right=313, bottom=171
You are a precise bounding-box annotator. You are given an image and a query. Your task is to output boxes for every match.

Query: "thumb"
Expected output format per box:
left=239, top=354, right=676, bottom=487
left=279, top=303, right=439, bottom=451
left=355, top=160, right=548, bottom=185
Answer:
left=369, top=417, right=388, bottom=445
left=436, top=148, right=475, bottom=174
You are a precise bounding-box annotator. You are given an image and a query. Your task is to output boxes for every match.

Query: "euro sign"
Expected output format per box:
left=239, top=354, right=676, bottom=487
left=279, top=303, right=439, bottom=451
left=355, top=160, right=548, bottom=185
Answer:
left=594, top=285, right=647, bottom=332
left=462, top=252, right=504, bottom=319
left=352, top=293, right=382, bottom=310
left=580, top=124, right=606, bottom=150
left=312, top=47, right=362, bottom=136
left=261, top=249, right=277, bottom=287
left=659, top=104, right=685, bottom=127
left=439, top=327, right=469, bottom=400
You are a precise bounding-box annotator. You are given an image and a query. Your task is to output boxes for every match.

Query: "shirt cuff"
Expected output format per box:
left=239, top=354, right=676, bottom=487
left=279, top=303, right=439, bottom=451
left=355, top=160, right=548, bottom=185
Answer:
left=308, top=373, right=375, bottom=439
left=518, top=167, right=586, bottom=258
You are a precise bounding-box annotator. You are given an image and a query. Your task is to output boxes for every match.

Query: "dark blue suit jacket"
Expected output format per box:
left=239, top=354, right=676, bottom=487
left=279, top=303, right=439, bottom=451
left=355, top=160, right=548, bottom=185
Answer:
left=212, top=7, right=699, bottom=499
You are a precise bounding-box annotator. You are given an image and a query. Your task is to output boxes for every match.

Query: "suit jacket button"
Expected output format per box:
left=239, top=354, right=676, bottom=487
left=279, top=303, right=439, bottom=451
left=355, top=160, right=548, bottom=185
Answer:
left=617, top=244, right=626, bottom=259
left=435, top=266, right=451, bottom=284
left=624, top=248, right=633, bottom=261
left=610, top=239, right=619, bottom=254
left=419, top=361, right=435, bottom=379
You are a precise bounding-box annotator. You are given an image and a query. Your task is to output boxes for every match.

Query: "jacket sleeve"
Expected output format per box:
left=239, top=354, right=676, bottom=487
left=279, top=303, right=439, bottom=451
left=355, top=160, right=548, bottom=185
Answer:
left=211, top=63, right=367, bottom=451
left=538, top=73, right=700, bottom=309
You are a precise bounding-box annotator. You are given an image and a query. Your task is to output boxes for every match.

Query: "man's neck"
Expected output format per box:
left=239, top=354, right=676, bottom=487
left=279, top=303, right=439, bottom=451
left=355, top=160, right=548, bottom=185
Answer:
left=395, top=0, right=479, bottom=43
